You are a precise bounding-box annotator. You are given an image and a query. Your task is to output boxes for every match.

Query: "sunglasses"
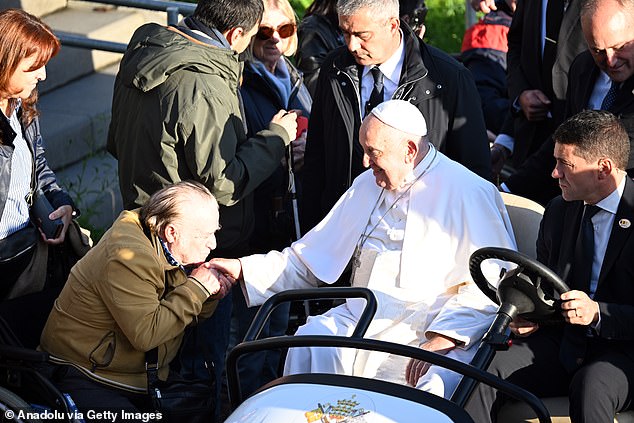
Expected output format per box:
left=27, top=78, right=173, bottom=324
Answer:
left=255, top=23, right=296, bottom=40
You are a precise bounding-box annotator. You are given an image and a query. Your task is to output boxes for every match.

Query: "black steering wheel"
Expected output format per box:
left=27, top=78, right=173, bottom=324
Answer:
left=470, top=247, right=571, bottom=323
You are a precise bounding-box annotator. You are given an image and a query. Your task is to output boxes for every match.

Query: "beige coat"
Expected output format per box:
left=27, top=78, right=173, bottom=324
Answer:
left=40, top=210, right=216, bottom=391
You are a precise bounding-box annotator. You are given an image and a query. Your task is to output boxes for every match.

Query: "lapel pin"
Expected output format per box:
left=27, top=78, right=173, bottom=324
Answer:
left=619, top=218, right=631, bottom=228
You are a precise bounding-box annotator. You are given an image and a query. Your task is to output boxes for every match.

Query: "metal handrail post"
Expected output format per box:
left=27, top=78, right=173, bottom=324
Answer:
left=55, top=32, right=127, bottom=54
left=166, top=6, right=180, bottom=26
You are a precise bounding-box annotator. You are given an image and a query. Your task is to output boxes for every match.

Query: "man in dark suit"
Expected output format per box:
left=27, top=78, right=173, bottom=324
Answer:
left=465, top=110, right=634, bottom=423
left=505, top=0, right=634, bottom=205
left=504, top=0, right=585, bottom=167
left=475, top=0, right=586, bottom=176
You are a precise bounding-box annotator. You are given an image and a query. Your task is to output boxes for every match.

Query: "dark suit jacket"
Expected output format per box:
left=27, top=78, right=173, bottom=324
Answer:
left=537, top=178, right=634, bottom=362
left=507, top=51, right=634, bottom=205
left=506, top=0, right=586, bottom=166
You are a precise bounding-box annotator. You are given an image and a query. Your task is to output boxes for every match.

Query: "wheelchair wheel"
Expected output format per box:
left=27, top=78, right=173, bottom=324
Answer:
left=0, top=386, right=42, bottom=423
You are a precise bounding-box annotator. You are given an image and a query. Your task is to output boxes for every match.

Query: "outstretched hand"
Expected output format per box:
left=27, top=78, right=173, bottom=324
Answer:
left=209, top=258, right=243, bottom=284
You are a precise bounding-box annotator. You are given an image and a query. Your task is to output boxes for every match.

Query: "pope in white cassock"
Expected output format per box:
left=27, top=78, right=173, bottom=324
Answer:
left=212, top=99, right=517, bottom=398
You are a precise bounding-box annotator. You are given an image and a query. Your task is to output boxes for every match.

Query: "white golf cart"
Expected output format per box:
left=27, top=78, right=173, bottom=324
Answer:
left=222, top=243, right=566, bottom=423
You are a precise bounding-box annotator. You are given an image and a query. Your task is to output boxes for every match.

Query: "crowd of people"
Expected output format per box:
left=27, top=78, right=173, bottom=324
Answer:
left=0, top=0, right=633, bottom=421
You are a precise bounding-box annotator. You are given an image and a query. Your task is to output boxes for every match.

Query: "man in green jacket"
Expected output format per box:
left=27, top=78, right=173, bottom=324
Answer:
left=106, top=0, right=299, bottom=413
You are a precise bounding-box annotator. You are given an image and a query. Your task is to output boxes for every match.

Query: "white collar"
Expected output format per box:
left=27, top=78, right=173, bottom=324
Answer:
left=590, top=173, right=626, bottom=215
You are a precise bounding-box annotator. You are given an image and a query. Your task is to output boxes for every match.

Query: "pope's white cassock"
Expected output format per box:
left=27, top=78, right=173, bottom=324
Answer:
left=240, top=144, right=517, bottom=399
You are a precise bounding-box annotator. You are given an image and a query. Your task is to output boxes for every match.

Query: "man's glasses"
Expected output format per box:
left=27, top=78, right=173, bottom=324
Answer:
left=255, top=23, right=296, bottom=40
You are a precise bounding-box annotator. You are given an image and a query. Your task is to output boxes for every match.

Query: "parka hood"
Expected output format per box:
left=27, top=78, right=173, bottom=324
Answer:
left=119, top=23, right=240, bottom=92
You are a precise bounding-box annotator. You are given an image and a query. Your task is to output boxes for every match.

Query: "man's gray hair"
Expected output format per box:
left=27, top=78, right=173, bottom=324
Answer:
left=337, top=0, right=399, bottom=19
left=139, top=181, right=215, bottom=236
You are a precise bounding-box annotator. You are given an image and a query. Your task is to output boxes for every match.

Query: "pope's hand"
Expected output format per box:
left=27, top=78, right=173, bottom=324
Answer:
left=209, top=258, right=243, bottom=284
left=405, top=333, right=457, bottom=387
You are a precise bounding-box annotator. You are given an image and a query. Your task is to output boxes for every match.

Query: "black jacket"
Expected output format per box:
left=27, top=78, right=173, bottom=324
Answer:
left=300, top=24, right=490, bottom=233
left=296, top=14, right=345, bottom=97
left=505, top=0, right=586, bottom=166
left=0, top=113, right=74, bottom=226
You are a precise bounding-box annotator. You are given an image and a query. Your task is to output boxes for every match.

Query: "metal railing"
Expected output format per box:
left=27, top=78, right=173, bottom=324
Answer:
left=55, top=0, right=196, bottom=53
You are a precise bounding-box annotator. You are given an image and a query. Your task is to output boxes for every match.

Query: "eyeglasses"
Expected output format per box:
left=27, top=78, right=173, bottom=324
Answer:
left=255, top=23, right=296, bottom=40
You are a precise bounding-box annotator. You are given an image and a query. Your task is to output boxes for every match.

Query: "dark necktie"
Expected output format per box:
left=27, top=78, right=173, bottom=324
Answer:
left=600, top=80, right=619, bottom=111
left=559, top=204, right=601, bottom=373
left=541, top=0, right=565, bottom=97
left=365, top=66, right=384, bottom=117
left=574, top=204, right=601, bottom=292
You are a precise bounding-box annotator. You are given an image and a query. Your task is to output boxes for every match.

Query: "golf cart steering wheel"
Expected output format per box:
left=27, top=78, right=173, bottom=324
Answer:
left=469, top=247, right=571, bottom=322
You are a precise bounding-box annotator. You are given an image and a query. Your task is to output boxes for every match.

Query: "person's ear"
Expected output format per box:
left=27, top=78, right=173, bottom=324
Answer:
left=225, top=27, right=245, bottom=49
left=389, top=17, right=400, bottom=33
left=597, top=157, right=614, bottom=179
left=405, top=139, right=418, bottom=163
left=164, top=223, right=178, bottom=243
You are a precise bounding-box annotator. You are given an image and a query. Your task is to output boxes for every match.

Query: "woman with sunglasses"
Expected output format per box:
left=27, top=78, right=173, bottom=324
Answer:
left=234, top=0, right=312, bottom=399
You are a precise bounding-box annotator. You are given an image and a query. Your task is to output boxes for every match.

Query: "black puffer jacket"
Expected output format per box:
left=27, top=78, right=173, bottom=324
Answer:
left=300, top=24, right=491, bottom=233
left=0, top=112, right=74, bottom=227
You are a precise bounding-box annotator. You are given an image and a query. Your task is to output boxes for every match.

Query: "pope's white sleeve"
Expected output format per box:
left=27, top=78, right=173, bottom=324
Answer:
left=239, top=248, right=320, bottom=307
left=423, top=282, right=497, bottom=349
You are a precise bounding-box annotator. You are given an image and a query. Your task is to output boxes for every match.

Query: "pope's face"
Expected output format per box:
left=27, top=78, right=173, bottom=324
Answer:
left=339, top=9, right=400, bottom=66
left=360, top=116, right=413, bottom=190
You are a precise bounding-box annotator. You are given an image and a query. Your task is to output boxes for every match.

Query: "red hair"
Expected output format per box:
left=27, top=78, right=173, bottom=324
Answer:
left=0, top=9, right=60, bottom=126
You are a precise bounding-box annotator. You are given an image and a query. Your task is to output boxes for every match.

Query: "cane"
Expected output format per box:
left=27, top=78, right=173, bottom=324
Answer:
left=287, top=135, right=307, bottom=318
left=287, top=144, right=301, bottom=241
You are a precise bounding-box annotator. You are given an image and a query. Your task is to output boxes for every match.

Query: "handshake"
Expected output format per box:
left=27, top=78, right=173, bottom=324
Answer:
left=187, top=259, right=244, bottom=300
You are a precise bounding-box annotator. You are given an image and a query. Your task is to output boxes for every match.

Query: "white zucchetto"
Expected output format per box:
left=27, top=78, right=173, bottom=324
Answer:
left=369, top=99, right=427, bottom=137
